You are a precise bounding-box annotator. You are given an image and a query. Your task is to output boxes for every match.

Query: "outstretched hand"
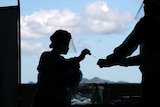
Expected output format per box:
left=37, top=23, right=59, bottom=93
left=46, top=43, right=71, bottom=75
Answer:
left=97, top=59, right=115, bottom=68
left=78, top=48, right=91, bottom=61
left=97, top=59, right=106, bottom=68
left=97, top=54, right=120, bottom=68
left=81, top=48, right=91, bottom=56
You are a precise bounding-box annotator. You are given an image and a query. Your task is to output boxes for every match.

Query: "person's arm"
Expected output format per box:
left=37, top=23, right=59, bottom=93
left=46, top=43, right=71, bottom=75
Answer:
left=97, top=18, right=145, bottom=68
left=97, top=44, right=139, bottom=68
left=76, top=48, right=91, bottom=62
left=65, top=48, right=91, bottom=69
left=69, top=48, right=91, bottom=62
left=119, top=55, right=141, bottom=67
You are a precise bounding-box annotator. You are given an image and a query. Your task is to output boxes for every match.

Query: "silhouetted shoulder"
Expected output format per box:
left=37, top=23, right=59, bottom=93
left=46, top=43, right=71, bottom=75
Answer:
left=41, top=51, right=52, bottom=56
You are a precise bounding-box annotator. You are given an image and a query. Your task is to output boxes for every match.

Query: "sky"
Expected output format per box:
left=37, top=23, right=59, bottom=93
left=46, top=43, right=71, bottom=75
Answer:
left=1, top=0, right=144, bottom=83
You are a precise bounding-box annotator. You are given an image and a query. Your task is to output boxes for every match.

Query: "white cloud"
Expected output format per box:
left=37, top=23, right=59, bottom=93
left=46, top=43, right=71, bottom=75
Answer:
left=21, top=1, right=134, bottom=39
left=21, top=8, right=82, bottom=39
left=20, top=1, right=134, bottom=55
left=21, top=40, right=46, bottom=55
left=82, top=1, right=133, bottom=34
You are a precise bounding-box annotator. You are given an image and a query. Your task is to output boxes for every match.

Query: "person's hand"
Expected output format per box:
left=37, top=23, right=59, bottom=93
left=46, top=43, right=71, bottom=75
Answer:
left=97, top=54, right=120, bottom=68
left=97, top=58, right=119, bottom=68
left=81, top=48, right=91, bottom=56
left=97, top=59, right=107, bottom=68
left=77, top=48, right=91, bottom=62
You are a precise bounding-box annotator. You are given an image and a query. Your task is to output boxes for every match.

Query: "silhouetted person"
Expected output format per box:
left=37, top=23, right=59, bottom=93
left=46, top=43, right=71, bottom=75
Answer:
left=31, top=29, right=91, bottom=107
left=97, top=0, right=160, bottom=106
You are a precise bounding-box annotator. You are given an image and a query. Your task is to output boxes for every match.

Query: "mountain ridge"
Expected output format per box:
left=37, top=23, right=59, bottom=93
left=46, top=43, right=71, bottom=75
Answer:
left=28, top=76, right=128, bottom=84
left=80, top=77, right=128, bottom=84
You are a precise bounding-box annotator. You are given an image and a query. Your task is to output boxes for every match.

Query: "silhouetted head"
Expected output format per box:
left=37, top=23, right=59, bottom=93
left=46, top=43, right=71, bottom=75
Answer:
left=49, top=29, right=71, bottom=54
left=143, top=0, right=160, bottom=16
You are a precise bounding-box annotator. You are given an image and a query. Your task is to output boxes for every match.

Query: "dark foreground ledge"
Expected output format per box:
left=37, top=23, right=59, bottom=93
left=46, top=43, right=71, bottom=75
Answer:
left=71, top=102, right=140, bottom=107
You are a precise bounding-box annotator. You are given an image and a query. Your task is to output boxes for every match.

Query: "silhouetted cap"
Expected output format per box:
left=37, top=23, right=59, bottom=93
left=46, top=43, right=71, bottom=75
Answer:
left=49, top=29, right=71, bottom=48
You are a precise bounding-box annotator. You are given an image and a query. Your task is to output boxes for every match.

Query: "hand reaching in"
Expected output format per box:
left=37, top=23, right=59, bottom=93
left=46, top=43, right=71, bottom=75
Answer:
left=78, top=48, right=91, bottom=61
left=97, top=54, right=120, bottom=68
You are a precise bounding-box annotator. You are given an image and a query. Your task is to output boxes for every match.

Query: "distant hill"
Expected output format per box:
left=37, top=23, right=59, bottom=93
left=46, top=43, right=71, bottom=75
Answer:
left=27, top=77, right=128, bottom=84
left=80, top=77, right=128, bottom=84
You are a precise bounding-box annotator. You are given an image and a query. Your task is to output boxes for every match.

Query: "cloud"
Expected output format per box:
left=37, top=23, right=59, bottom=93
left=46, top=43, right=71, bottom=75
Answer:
left=21, top=40, right=46, bottom=55
left=21, top=1, right=134, bottom=39
left=20, top=1, right=134, bottom=55
left=81, top=1, right=133, bottom=34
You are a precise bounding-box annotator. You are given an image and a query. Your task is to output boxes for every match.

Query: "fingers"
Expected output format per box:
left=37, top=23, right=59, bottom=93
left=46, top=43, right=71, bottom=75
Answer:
left=82, top=48, right=91, bottom=55
left=97, top=58, right=119, bottom=68
left=97, top=59, right=106, bottom=68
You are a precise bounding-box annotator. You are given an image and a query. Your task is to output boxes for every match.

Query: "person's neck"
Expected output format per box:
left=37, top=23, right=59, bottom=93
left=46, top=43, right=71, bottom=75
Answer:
left=51, top=49, right=60, bottom=56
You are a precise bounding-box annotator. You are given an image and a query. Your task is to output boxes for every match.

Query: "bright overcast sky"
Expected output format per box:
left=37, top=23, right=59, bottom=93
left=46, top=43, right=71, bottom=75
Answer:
left=1, top=0, right=144, bottom=83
